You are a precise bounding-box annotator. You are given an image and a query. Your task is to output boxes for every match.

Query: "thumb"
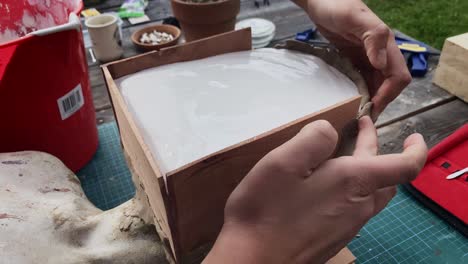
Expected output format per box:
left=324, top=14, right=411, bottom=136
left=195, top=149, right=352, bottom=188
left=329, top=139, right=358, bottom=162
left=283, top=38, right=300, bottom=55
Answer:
left=361, top=24, right=390, bottom=70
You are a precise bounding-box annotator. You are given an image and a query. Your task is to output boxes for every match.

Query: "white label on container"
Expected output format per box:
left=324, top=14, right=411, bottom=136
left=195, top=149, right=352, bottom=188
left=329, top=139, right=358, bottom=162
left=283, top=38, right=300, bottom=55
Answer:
left=57, top=84, right=85, bottom=120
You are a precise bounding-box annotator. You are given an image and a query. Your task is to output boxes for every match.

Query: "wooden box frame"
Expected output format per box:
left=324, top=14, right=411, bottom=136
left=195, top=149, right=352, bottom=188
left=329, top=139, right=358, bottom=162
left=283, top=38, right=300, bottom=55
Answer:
left=102, top=29, right=362, bottom=263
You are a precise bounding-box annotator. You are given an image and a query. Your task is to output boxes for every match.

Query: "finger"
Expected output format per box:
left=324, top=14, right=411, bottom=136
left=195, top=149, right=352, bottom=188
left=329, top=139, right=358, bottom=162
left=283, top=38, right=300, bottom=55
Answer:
left=357, top=133, right=427, bottom=188
left=266, top=120, right=339, bottom=176
left=341, top=4, right=390, bottom=70
left=353, top=116, right=378, bottom=157
left=316, top=24, right=361, bottom=47
left=362, top=23, right=390, bottom=70
left=341, top=6, right=411, bottom=116
left=371, top=37, right=412, bottom=116
left=373, top=186, right=397, bottom=215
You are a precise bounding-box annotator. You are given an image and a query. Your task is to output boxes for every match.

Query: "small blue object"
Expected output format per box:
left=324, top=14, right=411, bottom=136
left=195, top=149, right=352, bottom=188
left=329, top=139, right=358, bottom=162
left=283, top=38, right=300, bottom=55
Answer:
left=410, top=53, right=428, bottom=77
left=395, top=36, right=429, bottom=77
left=295, top=28, right=317, bottom=42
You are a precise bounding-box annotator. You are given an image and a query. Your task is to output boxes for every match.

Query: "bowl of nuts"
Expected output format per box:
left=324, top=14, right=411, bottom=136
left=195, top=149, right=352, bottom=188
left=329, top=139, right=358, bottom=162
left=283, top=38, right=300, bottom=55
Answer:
left=131, top=24, right=181, bottom=51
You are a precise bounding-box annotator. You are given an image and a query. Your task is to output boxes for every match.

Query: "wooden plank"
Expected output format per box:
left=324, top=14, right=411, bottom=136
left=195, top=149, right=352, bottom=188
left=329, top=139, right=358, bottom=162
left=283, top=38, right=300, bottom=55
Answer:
left=102, top=66, right=176, bottom=258
left=103, top=29, right=257, bottom=260
left=326, top=247, right=356, bottom=264
left=87, top=0, right=291, bottom=29
left=433, top=33, right=468, bottom=103
left=239, top=1, right=312, bottom=40
left=105, top=28, right=252, bottom=79
left=88, top=66, right=110, bottom=110
left=86, top=1, right=311, bottom=66
left=95, top=106, right=115, bottom=124
left=86, top=0, right=303, bottom=29
left=376, top=55, right=455, bottom=127
left=378, top=99, right=468, bottom=155
left=84, top=0, right=123, bottom=11
left=168, top=96, right=362, bottom=253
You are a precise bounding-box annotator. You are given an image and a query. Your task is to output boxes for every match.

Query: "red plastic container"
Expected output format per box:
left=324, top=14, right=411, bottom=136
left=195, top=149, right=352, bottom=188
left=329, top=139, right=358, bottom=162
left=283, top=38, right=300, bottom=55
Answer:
left=0, top=0, right=98, bottom=172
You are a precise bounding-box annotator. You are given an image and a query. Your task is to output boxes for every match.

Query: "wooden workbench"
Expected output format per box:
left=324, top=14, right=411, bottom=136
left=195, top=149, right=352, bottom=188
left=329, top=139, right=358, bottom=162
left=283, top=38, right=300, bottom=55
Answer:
left=83, top=0, right=468, bottom=261
left=85, top=0, right=467, bottom=154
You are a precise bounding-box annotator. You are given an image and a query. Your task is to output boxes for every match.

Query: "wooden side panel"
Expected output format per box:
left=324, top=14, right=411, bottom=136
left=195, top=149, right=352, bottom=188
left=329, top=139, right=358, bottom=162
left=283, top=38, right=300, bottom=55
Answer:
left=326, top=248, right=356, bottom=264
left=104, top=28, right=252, bottom=79
left=102, top=67, right=176, bottom=257
left=168, top=96, right=362, bottom=253
left=433, top=33, right=468, bottom=102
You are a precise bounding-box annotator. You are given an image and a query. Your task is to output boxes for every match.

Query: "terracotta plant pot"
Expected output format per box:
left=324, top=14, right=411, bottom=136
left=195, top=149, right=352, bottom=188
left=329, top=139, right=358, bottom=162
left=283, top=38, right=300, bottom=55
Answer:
left=171, top=0, right=240, bottom=42
left=131, top=24, right=181, bottom=51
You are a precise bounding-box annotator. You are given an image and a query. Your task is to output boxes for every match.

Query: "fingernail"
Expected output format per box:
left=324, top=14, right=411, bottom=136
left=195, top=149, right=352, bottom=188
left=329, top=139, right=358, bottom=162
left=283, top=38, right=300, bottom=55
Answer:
left=359, top=115, right=371, bottom=122
left=358, top=115, right=371, bottom=128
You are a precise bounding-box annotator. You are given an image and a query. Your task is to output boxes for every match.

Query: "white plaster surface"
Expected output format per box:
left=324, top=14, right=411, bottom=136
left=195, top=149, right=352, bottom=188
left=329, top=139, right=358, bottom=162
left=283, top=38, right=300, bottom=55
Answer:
left=117, top=48, right=359, bottom=173
left=0, top=151, right=167, bottom=264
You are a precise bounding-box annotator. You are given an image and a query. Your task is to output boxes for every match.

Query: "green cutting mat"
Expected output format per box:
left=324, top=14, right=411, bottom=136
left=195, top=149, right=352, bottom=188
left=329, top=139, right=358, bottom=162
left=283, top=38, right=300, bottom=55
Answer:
left=77, top=123, right=135, bottom=210
left=78, top=123, right=468, bottom=263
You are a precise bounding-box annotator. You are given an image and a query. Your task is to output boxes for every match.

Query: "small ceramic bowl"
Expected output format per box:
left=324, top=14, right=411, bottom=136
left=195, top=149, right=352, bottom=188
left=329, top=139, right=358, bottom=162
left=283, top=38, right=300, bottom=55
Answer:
left=131, top=24, right=181, bottom=51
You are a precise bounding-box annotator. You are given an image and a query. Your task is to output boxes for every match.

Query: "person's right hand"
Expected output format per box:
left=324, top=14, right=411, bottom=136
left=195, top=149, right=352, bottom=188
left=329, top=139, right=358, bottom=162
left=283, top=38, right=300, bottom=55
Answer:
left=203, top=117, right=427, bottom=264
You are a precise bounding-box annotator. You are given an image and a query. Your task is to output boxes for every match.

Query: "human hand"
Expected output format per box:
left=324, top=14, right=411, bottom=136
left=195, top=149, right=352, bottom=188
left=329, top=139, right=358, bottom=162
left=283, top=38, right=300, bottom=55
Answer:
left=203, top=117, right=427, bottom=264
left=294, top=0, right=412, bottom=119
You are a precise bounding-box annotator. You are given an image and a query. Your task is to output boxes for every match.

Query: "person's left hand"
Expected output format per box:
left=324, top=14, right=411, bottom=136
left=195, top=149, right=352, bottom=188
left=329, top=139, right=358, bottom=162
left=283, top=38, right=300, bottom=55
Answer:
left=203, top=117, right=427, bottom=264
left=294, top=0, right=412, bottom=119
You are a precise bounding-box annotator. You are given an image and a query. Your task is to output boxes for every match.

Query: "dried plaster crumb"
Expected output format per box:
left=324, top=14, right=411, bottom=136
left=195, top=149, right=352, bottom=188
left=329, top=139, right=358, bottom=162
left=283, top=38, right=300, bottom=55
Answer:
left=139, top=30, right=174, bottom=45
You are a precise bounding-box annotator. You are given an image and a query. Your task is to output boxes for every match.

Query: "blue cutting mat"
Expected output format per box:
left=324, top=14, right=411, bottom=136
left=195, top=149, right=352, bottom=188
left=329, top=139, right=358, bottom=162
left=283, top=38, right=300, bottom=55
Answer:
left=78, top=122, right=468, bottom=263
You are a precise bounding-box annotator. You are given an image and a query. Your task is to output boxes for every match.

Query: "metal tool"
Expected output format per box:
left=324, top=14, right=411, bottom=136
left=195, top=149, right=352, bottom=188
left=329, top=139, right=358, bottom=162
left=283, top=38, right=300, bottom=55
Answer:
left=446, top=167, right=468, bottom=180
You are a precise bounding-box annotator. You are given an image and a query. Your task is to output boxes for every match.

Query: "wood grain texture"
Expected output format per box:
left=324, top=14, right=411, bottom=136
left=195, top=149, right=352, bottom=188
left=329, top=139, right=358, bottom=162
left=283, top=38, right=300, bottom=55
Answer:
left=102, top=66, right=176, bottom=257
left=95, top=107, right=116, bottom=124
left=433, top=33, right=468, bottom=103
left=104, top=29, right=255, bottom=260
left=167, top=96, right=362, bottom=253
left=86, top=0, right=300, bottom=29
left=376, top=55, right=454, bottom=127
left=238, top=1, right=312, bottom=40
left=87, top=1, right=310, bottom=67
left=105, top=28, right=252, bottom=79
left=326, top=247, right=356, bottom=264
left=84, top=0, right=123, bottom=11
left=88, top=66, right=110, bottom=110
left=378, top=99, right=468, bottom=155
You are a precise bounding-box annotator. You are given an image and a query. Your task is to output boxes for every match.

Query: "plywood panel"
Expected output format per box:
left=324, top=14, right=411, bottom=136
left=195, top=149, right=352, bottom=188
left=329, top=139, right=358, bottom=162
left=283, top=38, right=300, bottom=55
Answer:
left=103, top=67, right=176, bottom=257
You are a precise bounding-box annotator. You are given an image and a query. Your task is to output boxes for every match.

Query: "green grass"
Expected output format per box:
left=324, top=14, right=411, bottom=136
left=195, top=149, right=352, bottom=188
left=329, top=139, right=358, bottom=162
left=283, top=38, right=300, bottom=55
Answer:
left=364, top=0, right=468, bottom=49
